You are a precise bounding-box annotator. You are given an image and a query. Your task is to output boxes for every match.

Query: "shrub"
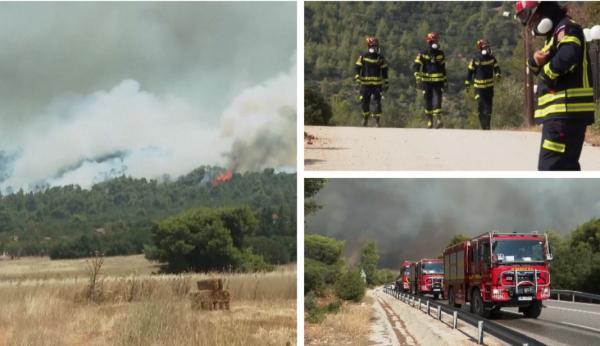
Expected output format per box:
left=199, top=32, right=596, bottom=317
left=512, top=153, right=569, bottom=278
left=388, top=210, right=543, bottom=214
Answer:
left=335, top=270, right=366, bottom=302
left=305, top=234, right=344, bottom=265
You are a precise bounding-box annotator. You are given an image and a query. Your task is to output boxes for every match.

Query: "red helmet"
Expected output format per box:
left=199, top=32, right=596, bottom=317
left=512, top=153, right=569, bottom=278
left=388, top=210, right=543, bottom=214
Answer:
left=515, top=1, right=540, bottom=26
left=426, top=32, right=439, bottom=44
left=366, top=36, right=379, bottom=47
left=476, top=39, right=489, bottom=50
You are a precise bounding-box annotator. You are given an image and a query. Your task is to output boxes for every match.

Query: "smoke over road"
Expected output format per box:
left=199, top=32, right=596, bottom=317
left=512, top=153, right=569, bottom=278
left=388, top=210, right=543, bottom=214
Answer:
left=306, top=179, right=600, bottom=268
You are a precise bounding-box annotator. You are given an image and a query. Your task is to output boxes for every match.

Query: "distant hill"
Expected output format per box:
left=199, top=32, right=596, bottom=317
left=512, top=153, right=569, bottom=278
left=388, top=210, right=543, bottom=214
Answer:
left=0, top=166, right=296, bottom=264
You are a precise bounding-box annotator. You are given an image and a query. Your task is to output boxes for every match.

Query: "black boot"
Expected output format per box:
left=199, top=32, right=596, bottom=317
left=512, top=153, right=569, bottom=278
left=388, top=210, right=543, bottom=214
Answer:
left=426, top=115, right=433, bottom=129
left=374, top=116, right=380, bottom=128
left=434, top=115, right=443, bottom=129
left=362, top=115, right=369, bottom=127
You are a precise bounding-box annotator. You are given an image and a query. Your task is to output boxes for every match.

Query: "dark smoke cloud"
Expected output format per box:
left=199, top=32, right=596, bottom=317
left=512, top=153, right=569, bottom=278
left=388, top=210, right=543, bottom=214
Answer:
left=306, top=179, right=600, bottom=269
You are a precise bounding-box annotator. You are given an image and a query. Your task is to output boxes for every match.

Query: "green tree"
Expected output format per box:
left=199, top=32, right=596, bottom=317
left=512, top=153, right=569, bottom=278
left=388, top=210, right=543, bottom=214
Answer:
left=447, top=233, right=471, bottom=247
left=305, top=234, right=344, bottom=265
left=305, top=85, right=333, bottom=125
left=335, top=269, right=366, bottom=302
left=360, top=240, right=379, bottom=286
left=305, top=178, right=327, bottom=217
left=150, top=207, right=262, bottom=272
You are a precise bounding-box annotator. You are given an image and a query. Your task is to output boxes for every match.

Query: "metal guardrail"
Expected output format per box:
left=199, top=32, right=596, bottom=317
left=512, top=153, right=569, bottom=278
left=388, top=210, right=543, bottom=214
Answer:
left=382, top=287, right=546, bottom=346
left=550, top=289, right=600, bottom=304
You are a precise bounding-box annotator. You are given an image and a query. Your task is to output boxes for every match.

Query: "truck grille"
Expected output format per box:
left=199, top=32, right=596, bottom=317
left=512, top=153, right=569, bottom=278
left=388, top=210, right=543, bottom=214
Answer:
left=430, top=277, right=443, bottom=288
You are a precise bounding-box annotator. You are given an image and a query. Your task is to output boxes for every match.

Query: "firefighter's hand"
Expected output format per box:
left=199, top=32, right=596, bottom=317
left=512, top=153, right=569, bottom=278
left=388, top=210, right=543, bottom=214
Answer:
left=442, top=81, right=448, bottom=92
left=495, top=73, right=502, bottom=80
left=383, top=83, right=389, bottom=92
left=464, top=81, right=471, bottom=92
left=533, top=50, right=550, bottom=66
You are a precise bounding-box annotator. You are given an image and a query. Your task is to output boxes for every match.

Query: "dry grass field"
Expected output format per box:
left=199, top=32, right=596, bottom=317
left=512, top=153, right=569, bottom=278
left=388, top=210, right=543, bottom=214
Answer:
left=305, top=297, right=372, bottom=346
left=0, top=255, right=296, bottom=346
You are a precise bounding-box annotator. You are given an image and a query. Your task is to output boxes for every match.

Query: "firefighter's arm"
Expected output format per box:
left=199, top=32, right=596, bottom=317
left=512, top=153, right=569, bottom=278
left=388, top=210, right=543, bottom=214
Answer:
left=540, top=29, right=583, bottom=87
left=413, top=53, right=423, bottom=80
left=494, top=58, right=501, bottom=79
left=354, top=55, right=363, bottom=84
left=466, top=59, right=475, bottom=86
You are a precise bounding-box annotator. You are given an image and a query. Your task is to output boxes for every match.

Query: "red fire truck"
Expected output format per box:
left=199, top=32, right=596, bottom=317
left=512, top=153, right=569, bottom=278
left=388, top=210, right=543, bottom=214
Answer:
left=443, top=232, right=552, bottom=318
left=395, top=260, right=413, bottom=292
left=410, top=258, right=444, bottom=299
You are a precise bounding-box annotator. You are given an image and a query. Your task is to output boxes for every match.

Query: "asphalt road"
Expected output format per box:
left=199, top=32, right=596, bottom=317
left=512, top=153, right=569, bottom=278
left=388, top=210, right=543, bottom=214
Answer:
left=437, top=298, right=600, bottom=346
left=304, top=126, right=600, bottom=171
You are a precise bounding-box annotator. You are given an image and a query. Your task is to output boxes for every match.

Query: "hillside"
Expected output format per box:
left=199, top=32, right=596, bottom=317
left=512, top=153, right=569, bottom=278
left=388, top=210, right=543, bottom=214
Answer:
left=0, top=167, right=296, bottom=263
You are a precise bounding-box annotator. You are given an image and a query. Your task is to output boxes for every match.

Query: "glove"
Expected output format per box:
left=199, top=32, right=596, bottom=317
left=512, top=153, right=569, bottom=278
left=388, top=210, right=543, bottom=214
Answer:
left=442, top=81, right=448, bottom=92
left=495, top=73, right=502, bottom=80
left=464, top=80, right=471, bottom=92
left=354, top=74, right=361, bottom=87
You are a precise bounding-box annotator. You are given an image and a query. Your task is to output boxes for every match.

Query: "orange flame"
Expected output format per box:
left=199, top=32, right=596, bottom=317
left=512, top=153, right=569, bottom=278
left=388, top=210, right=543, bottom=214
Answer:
left=212, top=169, right=233, bottom=187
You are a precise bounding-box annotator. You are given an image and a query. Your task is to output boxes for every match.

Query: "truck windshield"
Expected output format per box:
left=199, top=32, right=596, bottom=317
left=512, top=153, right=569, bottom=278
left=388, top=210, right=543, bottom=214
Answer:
left=492, top=240, right=544, bottom=263
left=403, top=267, right=410, bottom=275
left=422, top=262, right=443, bottom=274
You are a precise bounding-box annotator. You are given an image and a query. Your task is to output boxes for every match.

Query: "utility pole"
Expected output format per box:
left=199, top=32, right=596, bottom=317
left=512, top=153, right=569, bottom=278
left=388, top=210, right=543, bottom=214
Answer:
left=523, top=27, right=535, bottom=126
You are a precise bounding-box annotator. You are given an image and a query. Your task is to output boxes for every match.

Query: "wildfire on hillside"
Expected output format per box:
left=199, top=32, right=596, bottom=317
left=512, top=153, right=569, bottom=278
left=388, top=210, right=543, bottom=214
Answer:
left=211, top=169, right=233, bottom=187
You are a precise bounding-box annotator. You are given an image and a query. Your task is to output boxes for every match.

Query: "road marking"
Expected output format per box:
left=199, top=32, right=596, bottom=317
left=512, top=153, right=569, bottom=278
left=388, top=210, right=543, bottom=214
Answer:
left=546, top=305, right=600, bottom=316
left=559, top=321, right=600, bottom=333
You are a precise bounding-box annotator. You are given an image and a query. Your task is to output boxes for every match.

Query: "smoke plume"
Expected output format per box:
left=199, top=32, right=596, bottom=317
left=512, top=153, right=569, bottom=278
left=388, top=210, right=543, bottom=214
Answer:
left=0, top=2, right=296, bottom=191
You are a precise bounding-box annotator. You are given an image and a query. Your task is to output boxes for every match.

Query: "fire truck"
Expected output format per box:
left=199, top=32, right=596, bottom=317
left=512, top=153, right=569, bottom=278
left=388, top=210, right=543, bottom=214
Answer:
left=443, top=232, right=552, bottom=318
left=409, top=258, right=444, bottom=299
left=395, top=260, right=413, bottom=292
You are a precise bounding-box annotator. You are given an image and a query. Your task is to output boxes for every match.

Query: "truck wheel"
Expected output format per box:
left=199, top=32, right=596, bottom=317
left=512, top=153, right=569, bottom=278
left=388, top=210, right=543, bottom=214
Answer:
left=433, top=293, right=439, bottom=300
left=523, top=301, right=542, bottom=318
left=472, top=289, right=491, bottom=318
left=449, top=288, right=461, bottom=308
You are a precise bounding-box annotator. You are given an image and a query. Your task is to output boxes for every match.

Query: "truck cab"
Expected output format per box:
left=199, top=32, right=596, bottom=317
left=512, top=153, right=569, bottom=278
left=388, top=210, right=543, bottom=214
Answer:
left=395, top=260, right=413, bottom=292
left=444, top=232, right=552, bottom=318
left=410, top=258, right=444, bottom=299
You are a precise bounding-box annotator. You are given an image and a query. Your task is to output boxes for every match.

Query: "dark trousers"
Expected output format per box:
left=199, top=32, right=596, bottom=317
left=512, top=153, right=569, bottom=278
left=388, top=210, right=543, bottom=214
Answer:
left=476, top=88, right=493, bottom=130
left=538, top=119, right=587, bottom=171
left=424, top=83, right=443, bottom=114
left=360, top=85, right=382, bottom=117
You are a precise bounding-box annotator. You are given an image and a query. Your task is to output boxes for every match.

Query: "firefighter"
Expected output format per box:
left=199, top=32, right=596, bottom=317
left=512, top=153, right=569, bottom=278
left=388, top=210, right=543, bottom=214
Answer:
left=414, top=32, right=447, bottom=129
left=465, top=39, right=501, bottom=130
left=354, top=36, right=389, bottom=127
left=516, top=1, right=595, bottom=170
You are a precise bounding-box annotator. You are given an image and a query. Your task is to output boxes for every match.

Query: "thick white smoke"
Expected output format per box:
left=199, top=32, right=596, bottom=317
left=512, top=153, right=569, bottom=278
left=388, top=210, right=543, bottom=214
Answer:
left=0, top=63, right=296, bottom=191
left=220, top=64, right=297, bottom=171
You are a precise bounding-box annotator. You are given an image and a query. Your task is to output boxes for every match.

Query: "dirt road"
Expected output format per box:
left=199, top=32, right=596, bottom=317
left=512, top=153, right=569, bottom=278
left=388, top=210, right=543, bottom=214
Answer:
left=305, top=126, right=600, bottom=171
left=369, top=288, right=503, bottom=345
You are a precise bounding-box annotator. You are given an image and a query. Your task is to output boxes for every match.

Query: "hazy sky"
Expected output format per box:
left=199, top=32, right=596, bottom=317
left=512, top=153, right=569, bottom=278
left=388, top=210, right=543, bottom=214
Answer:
left=0, top=2, right=296, bottom=191
left=306, top=179, right=600, bottom=268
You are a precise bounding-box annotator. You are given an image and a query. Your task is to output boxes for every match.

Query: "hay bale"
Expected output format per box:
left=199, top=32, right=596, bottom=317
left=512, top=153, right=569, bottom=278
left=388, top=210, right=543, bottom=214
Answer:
left=190, top=291, right=213, bottom=310
left=196, top=278, right=222, bottom=291
left=190, top=289, right=231, bottom=311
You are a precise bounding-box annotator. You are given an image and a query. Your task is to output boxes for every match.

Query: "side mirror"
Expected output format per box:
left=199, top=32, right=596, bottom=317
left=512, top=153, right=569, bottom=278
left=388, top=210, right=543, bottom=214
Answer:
left=546, top=253, right=553, bottom=261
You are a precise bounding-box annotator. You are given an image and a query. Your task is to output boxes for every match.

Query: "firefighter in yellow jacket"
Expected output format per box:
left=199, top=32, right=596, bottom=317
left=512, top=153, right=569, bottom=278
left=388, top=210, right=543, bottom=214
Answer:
left=354, top=36, right=389, bottom=127
left=516, top=1, right=595, bottom=170
left=465, top=39, right=501, bottom=130
left=414, top=32, right=447, bottom=129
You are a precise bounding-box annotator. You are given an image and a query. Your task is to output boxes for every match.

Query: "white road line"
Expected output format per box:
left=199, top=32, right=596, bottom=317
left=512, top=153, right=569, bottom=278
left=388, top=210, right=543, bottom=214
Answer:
left=546, top=305, right=600, bottom=316
left=559, top=321, right=600, bottom=333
